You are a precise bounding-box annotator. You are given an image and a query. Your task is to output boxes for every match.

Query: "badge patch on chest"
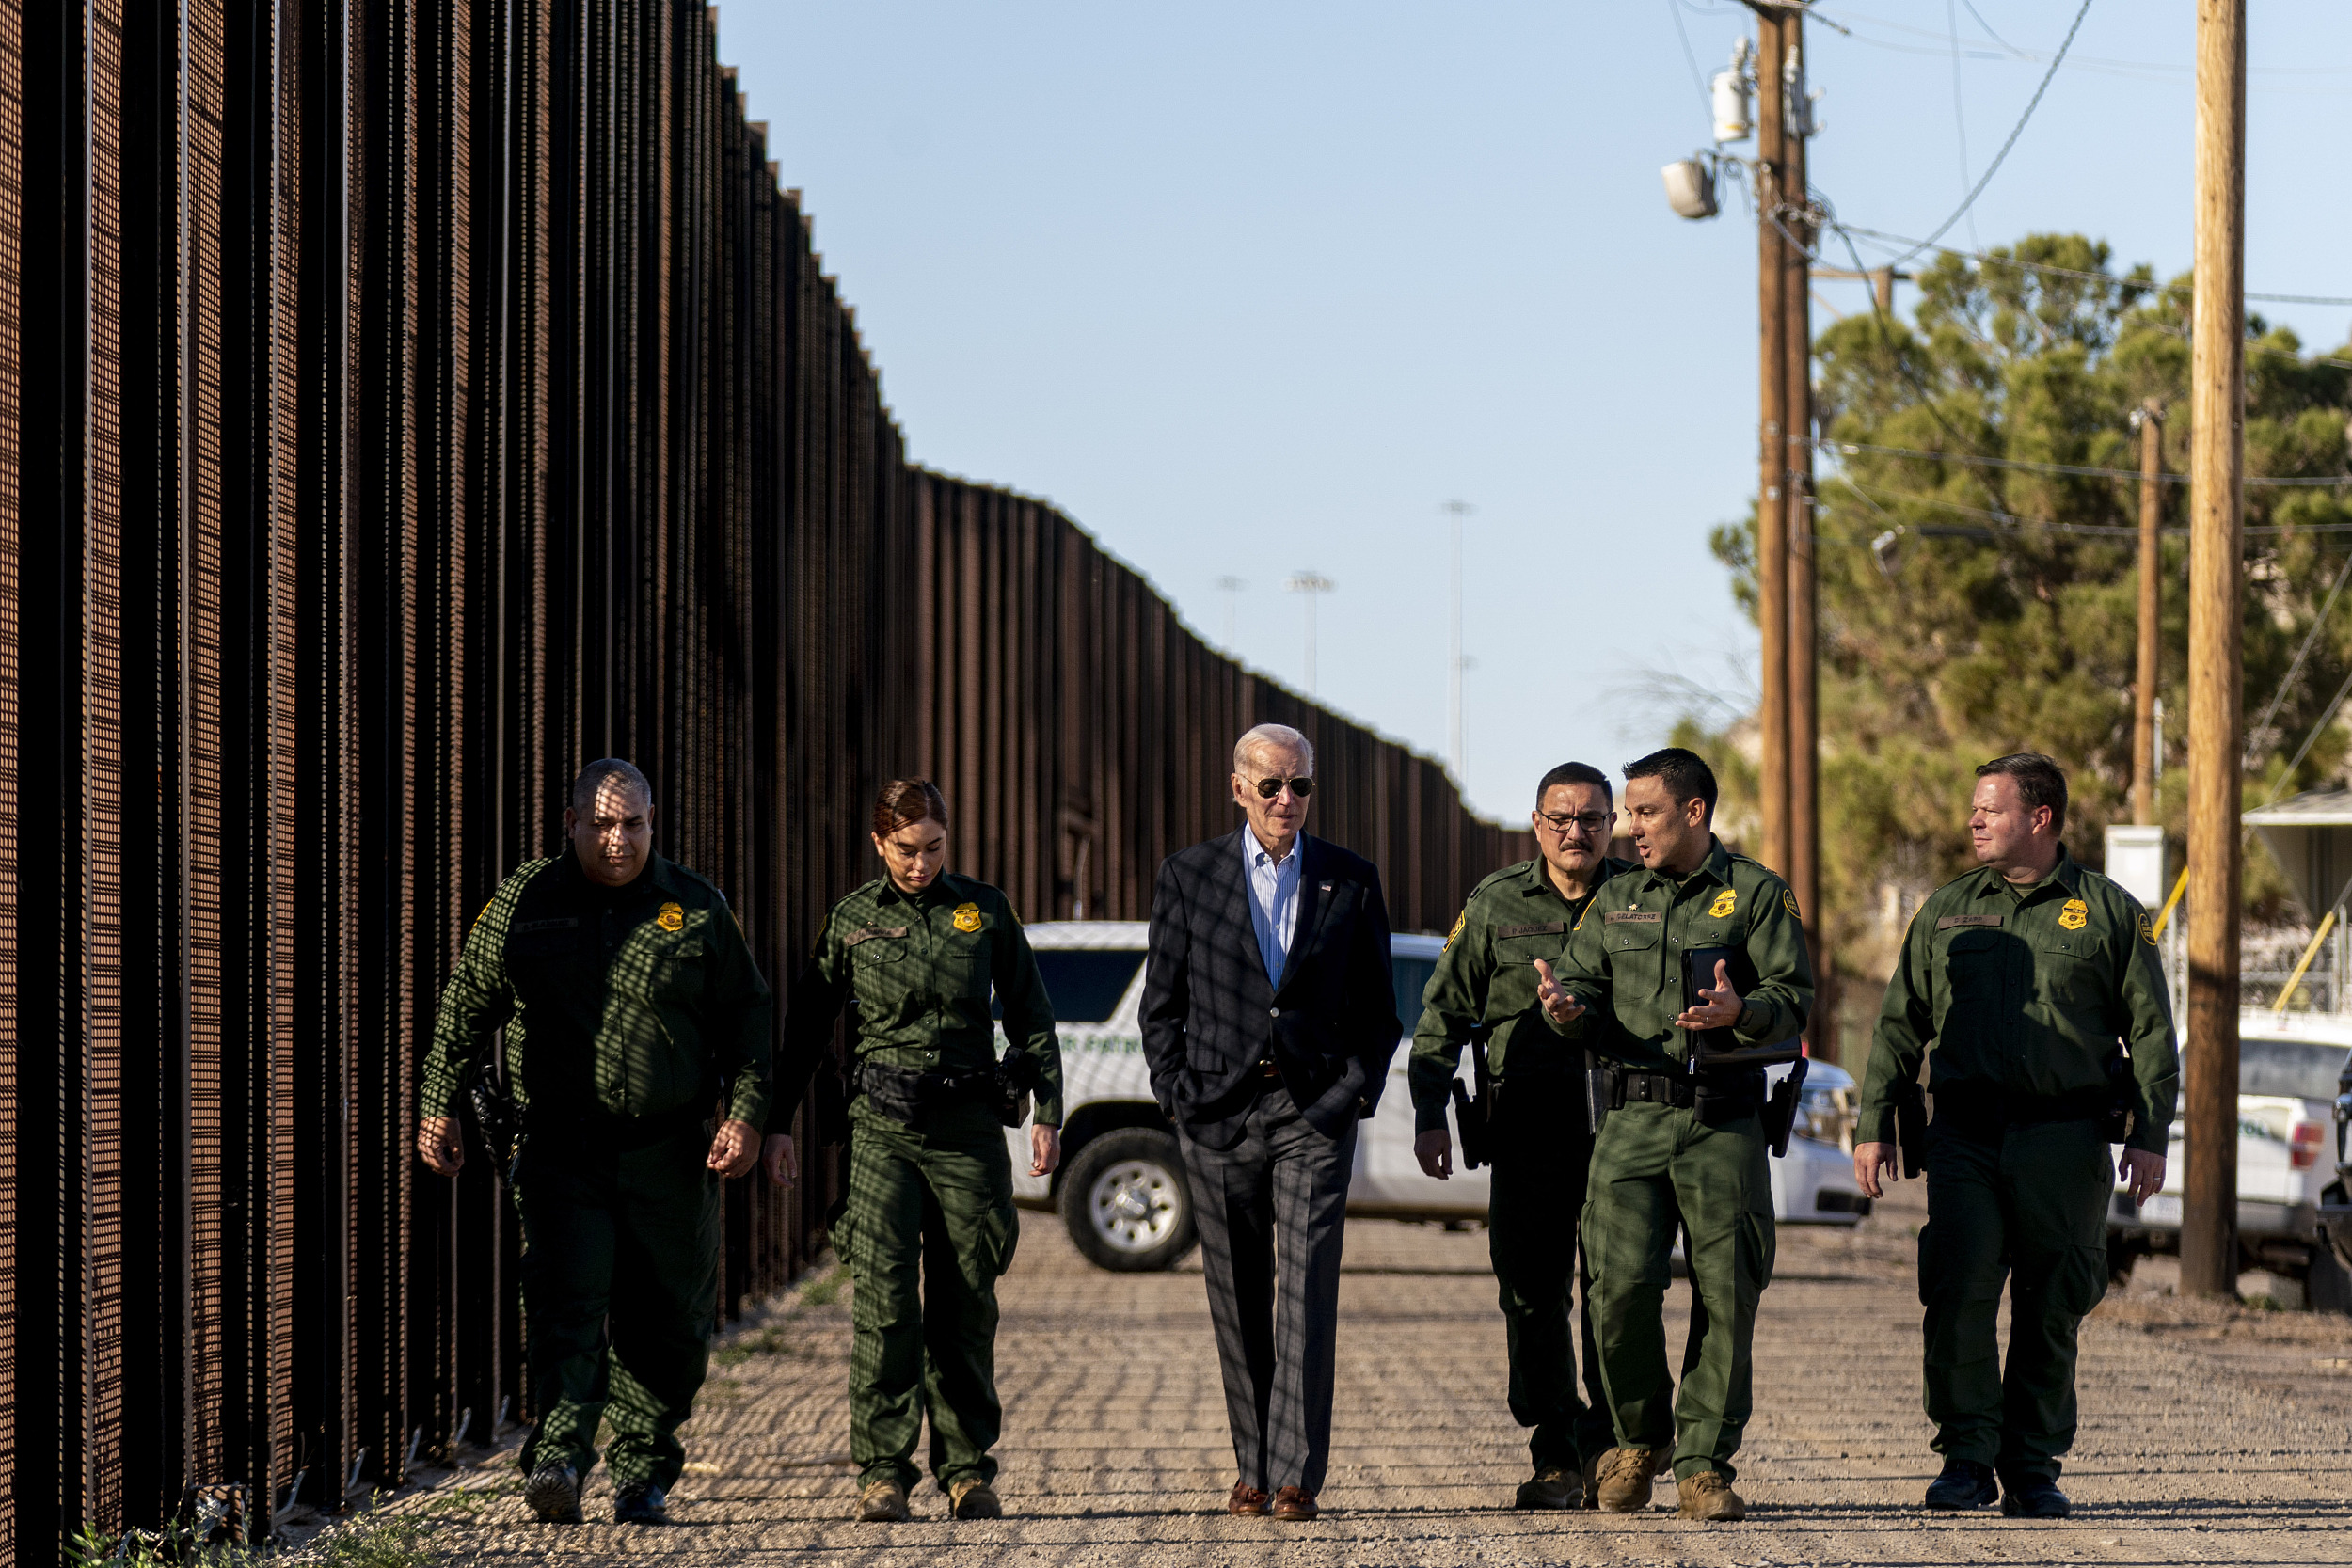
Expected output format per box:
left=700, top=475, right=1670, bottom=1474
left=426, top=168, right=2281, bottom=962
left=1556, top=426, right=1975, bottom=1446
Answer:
left=2059, top=898, right=2089, bottom=931
left=952, top=901, right=984, bottom=933
left=657, top=901, right=685, bottom=933
left=1708, top=889, right=1737, bottom=919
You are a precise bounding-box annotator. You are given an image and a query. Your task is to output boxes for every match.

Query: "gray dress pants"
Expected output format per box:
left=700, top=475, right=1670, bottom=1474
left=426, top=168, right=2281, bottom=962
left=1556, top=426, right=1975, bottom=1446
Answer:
left=1178, top=1082, right=1357, bottom=1495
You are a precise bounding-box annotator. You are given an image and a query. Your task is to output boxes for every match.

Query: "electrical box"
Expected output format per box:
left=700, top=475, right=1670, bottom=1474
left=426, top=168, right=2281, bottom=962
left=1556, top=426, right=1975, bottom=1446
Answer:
left=1662, top=158, right=1718, bottom=221
left=2105, top=823, right=2167, bottom=909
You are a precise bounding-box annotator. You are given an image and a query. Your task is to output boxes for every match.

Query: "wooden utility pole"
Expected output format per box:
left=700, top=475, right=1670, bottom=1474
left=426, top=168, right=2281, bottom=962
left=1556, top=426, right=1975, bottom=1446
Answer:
left=1780, top=12, right=1825, bottom=1054
left=2183, top=0, right=2246, bottom=1299
left=1754, top=7, right=1790, bottom=880
left=2133, top=401, right=2164, bottom=825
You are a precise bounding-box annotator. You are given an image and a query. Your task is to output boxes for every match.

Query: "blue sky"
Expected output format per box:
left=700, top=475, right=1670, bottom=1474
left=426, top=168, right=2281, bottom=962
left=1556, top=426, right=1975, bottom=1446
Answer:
left=716, top=1, right=2352, bottom=821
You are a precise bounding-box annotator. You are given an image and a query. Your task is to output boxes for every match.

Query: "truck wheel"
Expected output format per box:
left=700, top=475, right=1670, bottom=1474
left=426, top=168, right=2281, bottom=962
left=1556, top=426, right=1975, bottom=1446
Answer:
left=1060, top=1127, right=1197, bottom=1272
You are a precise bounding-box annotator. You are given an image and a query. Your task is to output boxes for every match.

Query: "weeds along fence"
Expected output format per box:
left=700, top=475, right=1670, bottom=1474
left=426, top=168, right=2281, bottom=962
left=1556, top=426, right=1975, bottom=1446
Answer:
left=0, top=0, right=1528, bottom=1556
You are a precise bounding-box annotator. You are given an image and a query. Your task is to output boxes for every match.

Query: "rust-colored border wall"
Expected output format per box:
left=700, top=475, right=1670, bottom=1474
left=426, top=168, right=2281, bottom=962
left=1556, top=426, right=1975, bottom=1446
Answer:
left=0, top=3, right=1527, bottom=1556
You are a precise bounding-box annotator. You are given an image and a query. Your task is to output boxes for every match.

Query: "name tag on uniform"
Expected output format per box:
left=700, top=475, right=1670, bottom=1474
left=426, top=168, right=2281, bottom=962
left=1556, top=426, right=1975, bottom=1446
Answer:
left=845, top=925, right=910, bottom=946
left=512, top=917, right=580, bottom=933
left=1496, top=921, right=1565, bottom=939
left=1604, top=911, right=1662, bottom=925
left=1936, top=914, right=2003, bottom=930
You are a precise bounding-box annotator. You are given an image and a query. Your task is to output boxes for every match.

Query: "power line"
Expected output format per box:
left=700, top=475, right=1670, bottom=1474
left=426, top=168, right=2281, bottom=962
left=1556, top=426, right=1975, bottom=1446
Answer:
left=1837, top=220, right=2352, bottom=307
left=2247, top=550, right=2352, bottom=766
left=1824, top=437, right=2352, bottom=489
left=1826, top=474, right=2352, bottom=537
left=1946, top=0, right=1978, bottom=252
left=1893, top=0, right=2094, bottom=265
left=1665, top=0, right=1716, bottom=126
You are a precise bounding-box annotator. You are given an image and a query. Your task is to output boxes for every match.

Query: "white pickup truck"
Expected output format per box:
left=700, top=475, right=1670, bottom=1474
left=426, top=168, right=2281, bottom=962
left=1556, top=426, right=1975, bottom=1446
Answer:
left=1001, top=920, right=1870, bottom=1271
left=2106, top=1009, right=2352, bottom=1309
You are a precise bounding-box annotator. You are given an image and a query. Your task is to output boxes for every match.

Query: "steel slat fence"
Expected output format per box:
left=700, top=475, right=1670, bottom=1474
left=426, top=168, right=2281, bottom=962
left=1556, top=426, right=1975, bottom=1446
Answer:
left=0, top=3, right=1532, bottom=1559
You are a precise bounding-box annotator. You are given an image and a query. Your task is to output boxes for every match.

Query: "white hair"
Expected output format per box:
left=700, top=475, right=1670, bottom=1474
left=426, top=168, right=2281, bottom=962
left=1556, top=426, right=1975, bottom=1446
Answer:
left=1233, top=723, right=1314, bottom=777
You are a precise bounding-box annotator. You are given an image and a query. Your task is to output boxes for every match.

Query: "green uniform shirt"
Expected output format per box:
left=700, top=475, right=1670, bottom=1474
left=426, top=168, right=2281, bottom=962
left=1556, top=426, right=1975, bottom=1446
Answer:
left=420, top=851, right=775, bottom=1129
left=1856, top=848, right=2179, bottom=1156
left=780, top=872, right=1066, bottom=1128
left=1406, top=855, right=1635, bottom=1134
left=1546, top=837, right=1814, bottom=1070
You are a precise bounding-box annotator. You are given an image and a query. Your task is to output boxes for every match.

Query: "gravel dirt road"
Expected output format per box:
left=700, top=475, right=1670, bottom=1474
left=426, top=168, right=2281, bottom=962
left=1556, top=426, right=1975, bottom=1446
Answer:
left=404, top=1175, right=2352, bottom=1567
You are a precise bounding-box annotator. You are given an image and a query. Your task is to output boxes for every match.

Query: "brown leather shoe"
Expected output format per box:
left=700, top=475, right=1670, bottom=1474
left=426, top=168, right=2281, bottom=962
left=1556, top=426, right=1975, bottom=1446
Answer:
left=1596, top=1446, right=1668, bottom=1513
left=1227, top=1482, right=1269, bottom=1516
left=1271, top=1486, right=1319, bottom=1522
left=1676, top=1470, right=1746, bottom=1522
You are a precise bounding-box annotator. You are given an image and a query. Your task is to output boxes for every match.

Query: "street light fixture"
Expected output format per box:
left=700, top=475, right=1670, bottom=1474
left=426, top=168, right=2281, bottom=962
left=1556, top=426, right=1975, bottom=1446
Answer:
left=1283, top=573, right=1335, bottom=696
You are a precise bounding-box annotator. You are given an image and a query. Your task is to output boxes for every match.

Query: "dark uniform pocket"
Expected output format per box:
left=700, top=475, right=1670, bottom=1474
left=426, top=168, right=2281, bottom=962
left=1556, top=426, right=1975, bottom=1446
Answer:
left=941, top=931, right=991, bottom=999
left=1945, top=928, right=2002, bottom=998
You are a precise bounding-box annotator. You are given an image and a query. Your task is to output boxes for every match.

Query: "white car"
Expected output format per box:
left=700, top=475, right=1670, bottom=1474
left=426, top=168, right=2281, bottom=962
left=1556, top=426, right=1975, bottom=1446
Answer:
left=1003, top=921, right=1870, bottom=1271
left=2107, top=1008, right=2352, bottom=1308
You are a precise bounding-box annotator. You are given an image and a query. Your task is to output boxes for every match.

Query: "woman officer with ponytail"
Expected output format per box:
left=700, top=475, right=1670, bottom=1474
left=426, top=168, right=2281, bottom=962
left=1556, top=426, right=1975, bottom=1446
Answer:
left=774, top=780, right=1063, bottom=1524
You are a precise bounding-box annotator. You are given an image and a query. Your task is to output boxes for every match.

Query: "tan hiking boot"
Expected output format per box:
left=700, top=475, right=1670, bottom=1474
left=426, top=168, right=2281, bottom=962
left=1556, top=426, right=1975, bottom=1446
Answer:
left=948, top=1478, right=1002, bottom=1520
left=857, top=1478, right=911, bottom=1522
left=1677, top=1471, right=1746, bottom=1522
left=1596, top=1447, right=1667, bottom=1513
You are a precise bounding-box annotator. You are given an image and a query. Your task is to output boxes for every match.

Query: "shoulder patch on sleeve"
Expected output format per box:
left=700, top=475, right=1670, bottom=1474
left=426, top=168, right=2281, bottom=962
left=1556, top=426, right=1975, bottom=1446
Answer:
left=1444, top=909, right=1467, bottom=950
left=2137, top=911, right=2156, bottom=946
left=1782, top=888, right=1801, bottom=920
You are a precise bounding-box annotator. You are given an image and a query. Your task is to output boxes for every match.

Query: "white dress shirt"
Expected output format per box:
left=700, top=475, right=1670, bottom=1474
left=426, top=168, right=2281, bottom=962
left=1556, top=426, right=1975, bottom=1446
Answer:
left=1242, top=831, right=1304, bottom=988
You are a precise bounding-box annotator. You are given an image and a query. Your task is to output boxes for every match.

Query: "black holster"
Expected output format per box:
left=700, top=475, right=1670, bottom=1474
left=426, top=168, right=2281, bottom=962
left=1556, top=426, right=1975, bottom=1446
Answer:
left=1895, top=1079, right=1928, bottom=1177
left=467, top=1053, right=522, bottom=1170
left=1450, top=1035, right=1496, bottom=1171
left=1761, top=1055, right=1809, bottom=1158
left=995, top=1048, right=1045, bottom=1129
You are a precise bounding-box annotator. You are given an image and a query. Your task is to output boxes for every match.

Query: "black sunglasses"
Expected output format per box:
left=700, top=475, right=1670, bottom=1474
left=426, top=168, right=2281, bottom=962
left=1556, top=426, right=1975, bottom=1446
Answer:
left=1250, top=775, right=1317, bottom=800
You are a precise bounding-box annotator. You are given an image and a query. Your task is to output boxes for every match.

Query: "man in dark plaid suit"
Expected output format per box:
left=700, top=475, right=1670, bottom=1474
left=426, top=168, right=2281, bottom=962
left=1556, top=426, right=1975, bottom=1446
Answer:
left=1140, top=722, right=1401, bottom=1523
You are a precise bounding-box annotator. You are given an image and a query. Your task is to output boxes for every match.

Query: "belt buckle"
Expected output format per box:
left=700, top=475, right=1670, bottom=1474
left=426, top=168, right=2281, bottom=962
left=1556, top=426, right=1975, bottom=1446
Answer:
left=1259, top=1059, right=1281, bottom=1080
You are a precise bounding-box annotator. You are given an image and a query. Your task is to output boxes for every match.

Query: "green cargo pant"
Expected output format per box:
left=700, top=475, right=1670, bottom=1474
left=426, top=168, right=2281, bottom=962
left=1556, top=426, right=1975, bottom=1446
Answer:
left=1920, top=1117, right=2113, bottom=1482
left=513, top=1123, right=721, bottom=1490
left=1582, top=1100, right=1775, bottom=1484
left=1486, top=1076, right=1613, bottom=1473
left=838, top=1098, right=1019, bottom=1493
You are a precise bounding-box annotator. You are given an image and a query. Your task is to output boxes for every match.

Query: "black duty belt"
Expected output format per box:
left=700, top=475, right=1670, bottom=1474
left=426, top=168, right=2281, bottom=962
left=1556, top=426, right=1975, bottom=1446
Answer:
left=525, top=1099, right=709, bottom=1152
left=1616, top=1069, right=1697, bottom=1109
left=1931, top=1083, right=2110, bottom=1137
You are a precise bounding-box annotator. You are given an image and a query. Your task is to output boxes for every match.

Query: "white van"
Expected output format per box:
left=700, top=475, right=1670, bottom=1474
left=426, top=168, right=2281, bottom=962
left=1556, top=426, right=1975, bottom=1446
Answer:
left=1003, top=921, right=1871, bottom=1271
left=2107, top=1008, right=2352, bottom=1307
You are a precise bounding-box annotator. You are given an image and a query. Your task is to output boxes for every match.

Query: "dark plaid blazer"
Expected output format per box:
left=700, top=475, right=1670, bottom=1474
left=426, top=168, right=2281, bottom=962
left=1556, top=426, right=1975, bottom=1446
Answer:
left=1140, top=828, right=1401, bottom=1150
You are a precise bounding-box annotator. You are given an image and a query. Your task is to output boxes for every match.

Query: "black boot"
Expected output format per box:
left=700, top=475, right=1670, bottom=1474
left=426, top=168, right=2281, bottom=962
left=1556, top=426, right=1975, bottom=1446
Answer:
left=523, top=1463, right=583, bottom=1525
left=613, top=1482, right=671, bottom=1525
left=1922, top=1458, right=1998, bottom=1510
left=1999, top=1474, right=2071, bottom=1519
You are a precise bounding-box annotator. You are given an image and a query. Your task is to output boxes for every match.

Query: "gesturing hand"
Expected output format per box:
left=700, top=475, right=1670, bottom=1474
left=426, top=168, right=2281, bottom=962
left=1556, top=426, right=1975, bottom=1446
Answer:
left=1533, top=958, right=1584, bottom=1025
left=1673, top=959, right=1742, bottom=1032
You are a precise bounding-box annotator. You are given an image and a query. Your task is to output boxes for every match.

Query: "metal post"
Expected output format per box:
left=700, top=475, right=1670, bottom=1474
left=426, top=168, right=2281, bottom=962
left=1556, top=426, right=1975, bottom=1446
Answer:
left=1284, top=572, right=1335, bottom=697
left=2183, top=0, right=2247, bottom=1300
left=1442, top=500, right=1472, bottom=781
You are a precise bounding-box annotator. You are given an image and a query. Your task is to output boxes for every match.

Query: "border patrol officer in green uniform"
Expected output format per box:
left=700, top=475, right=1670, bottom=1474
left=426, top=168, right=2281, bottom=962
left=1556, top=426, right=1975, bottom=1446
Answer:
left=1854, top=753, right=2175, bottom=1520
left=1408, top=762, right=1631, bottom=1511
left=1534, top=748, right=1812, bottom=1523
left=774, top=779, right=1063, bottom=1525
left=418, top=758, right=774, bottom=1528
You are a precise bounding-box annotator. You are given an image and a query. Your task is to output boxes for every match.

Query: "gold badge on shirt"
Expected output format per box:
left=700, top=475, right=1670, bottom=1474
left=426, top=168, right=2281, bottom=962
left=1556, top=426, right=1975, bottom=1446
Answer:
left=657, top=901, right=685, bottom=933
left=2059, top=897, right=2089, bottom=931
left=953, top=901, right=984, bottom=933
left=1708, top=888, right=1737, bottom=920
